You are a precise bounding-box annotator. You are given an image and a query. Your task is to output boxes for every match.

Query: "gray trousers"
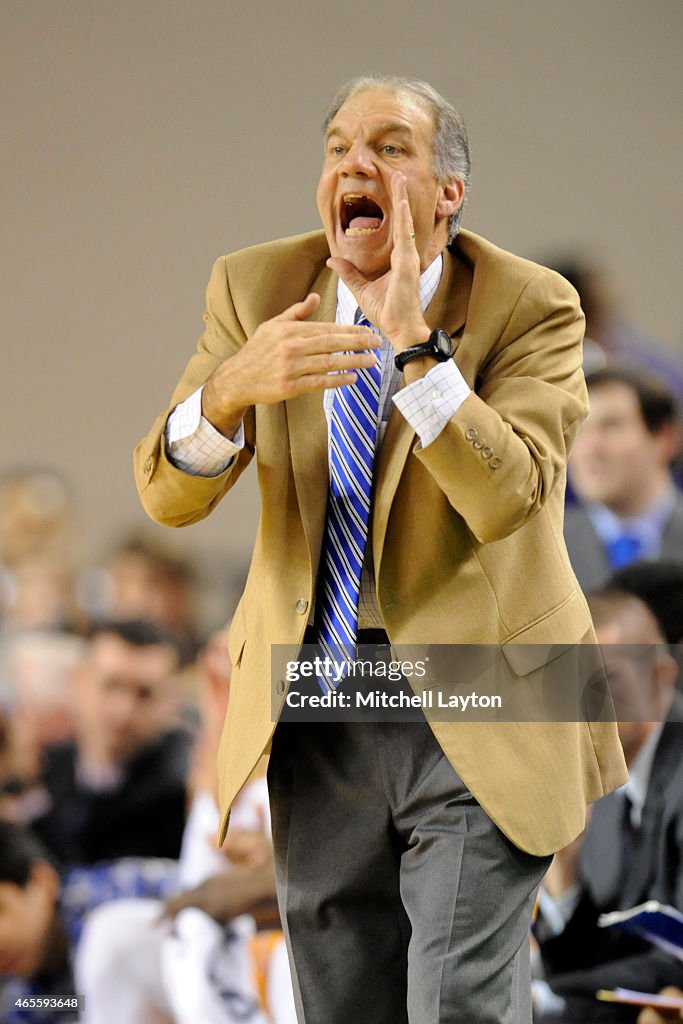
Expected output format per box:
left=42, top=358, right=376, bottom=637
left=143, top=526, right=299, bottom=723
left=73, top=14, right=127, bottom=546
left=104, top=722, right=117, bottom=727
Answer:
left=267, top=719, right=551, bottom=1024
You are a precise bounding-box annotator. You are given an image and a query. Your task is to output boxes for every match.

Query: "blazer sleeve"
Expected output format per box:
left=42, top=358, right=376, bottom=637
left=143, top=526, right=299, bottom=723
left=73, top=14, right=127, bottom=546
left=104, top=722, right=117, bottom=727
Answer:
left=133, top=256, right=256, bottom=528
left=414, top=267, right=587, bottom=543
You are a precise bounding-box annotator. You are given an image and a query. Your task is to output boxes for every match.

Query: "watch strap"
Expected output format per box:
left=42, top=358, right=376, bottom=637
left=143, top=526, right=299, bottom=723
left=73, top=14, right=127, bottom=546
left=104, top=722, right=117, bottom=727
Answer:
left=394, top=328, right=452, bottom=371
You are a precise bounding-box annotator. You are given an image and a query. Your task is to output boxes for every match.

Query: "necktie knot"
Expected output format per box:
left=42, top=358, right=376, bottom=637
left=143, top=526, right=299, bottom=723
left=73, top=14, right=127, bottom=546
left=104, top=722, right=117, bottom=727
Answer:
left=606, top=532, right=644, bottom=570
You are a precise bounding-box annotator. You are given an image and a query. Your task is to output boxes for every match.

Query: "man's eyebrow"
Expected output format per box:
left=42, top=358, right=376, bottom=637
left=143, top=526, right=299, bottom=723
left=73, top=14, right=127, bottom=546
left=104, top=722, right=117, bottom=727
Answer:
left=373, top=122, right=414, bottom=136
left=325, top=121, right=414, bottom=143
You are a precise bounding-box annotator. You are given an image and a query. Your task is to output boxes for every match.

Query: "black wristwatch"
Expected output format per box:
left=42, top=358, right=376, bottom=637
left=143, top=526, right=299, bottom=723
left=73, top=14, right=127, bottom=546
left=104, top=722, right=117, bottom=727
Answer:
left=394, top=328, right=453, bottom=371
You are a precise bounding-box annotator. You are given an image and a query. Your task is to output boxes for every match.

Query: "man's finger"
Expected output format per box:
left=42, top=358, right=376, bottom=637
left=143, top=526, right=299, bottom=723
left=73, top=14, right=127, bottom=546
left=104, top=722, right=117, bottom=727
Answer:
left=274, top=292, right=321, bottom=322
left=392, top=173, right=417, bottom=251
left=310, top=372, right=359, bottom=391
left=305, top=350, right=379, bottom=375
left=316, top=330, right=380, bottom=353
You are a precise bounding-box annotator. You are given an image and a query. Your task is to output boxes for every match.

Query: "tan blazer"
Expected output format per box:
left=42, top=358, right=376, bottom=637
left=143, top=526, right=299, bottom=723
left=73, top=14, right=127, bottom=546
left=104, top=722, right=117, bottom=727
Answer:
left=134, top=228, right=627, bottom=856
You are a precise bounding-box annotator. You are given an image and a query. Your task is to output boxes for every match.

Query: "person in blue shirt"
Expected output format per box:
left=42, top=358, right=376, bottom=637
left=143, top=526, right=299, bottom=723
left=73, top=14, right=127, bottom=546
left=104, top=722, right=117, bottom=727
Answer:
left=0, top=821, right=176, bottom=1024
left=564, top=368, right=682, bottom=591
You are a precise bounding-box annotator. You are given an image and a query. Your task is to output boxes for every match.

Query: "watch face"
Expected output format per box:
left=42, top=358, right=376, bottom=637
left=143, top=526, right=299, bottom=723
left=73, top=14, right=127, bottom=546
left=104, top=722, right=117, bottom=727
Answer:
left=433, top=328, right=453, bottom=360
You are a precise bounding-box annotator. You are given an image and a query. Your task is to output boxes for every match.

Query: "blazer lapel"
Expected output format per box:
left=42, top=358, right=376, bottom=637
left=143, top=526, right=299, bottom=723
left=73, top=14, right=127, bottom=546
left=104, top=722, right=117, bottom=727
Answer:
left=372, top=248, right=473, bottom=575
left=285, top=264, right=336, bottom=572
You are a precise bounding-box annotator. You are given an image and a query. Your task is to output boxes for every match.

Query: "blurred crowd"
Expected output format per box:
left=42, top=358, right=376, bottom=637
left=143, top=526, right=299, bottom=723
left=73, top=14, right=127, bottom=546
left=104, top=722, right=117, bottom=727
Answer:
left=530, top=260, right=683, bottom=1023
left=0, top=259, right=682, bottom=1023
left=0, top=472, right=294, bottom=1022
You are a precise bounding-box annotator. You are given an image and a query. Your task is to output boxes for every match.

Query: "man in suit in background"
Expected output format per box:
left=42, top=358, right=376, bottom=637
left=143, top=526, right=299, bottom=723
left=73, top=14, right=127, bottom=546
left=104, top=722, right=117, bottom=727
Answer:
left=31, top=619, right=191, bottom=866
left=609, top=559, right=683, bottom=650
left=609, top=559, right=683, bottom=690
left=535, top=589, right=683, bottom=1022
left=564, top=368, right=683, bottom=591
left=135, top=75, right=626, bottom=1022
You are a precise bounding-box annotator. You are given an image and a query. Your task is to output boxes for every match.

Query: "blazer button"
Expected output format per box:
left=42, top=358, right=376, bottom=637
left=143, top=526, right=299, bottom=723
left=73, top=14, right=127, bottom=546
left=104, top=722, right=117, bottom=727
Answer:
left=489, top=457, right=502, bottom=470
left=481, top=447, right=494, bottom=459
left=295, top=598, right=309, bottom=615
left=473, top=439, right=484, bottom=450
left=143, top=455, right=154, bottom=475
left=276, top=679, right=286, bottom=696
left=465, top=427, right=478, bottom=441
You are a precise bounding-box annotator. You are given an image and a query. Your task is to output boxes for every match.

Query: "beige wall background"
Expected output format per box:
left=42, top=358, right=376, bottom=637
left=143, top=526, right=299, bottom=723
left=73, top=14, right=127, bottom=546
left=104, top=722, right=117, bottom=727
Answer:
left=2, top=0, right=682, bottom=613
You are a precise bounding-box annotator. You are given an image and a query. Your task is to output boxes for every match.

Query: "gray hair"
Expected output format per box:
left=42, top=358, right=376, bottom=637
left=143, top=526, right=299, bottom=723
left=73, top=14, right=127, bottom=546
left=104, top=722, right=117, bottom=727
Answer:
left=321, top=74, right=471, bottom=242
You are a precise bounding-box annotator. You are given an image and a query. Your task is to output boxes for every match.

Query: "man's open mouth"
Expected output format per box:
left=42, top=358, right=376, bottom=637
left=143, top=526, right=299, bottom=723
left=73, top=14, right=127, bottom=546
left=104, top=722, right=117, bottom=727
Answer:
left=340, top=194, right=385, bottom=235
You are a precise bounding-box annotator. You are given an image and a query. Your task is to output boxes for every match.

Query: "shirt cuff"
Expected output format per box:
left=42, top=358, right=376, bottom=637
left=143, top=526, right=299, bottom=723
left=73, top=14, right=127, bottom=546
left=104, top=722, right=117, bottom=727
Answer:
left=392, top=359, right=471, bottom=448
left=535, top=883, right=582, bottom=938
left=531, top=980, right=567, bottom=1017
left=166, top=386, right=244, bottom=478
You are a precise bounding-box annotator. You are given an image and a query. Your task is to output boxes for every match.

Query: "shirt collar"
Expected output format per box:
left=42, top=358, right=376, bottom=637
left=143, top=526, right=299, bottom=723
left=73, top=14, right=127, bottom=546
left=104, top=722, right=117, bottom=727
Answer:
left=336, top=252, right=443, bottom=326
left=586, top=483, right=678, bottom=549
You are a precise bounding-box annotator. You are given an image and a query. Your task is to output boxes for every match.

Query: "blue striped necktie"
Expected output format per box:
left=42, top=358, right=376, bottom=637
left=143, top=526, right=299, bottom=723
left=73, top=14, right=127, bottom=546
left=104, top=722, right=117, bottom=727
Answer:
left=315, top=311, right=381, bottom=689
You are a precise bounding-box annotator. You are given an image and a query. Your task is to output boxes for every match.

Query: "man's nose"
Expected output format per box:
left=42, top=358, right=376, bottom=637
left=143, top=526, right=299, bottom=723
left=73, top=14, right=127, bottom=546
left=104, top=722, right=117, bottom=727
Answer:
left=338, top=140, right=376, bottom=177
left=110, top=689, right=137, bottom=724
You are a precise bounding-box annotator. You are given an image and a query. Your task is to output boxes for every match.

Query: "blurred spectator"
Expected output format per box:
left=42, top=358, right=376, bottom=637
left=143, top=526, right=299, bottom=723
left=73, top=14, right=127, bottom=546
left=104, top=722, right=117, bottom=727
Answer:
left=549, top=259, right=683, bottom=401
left=1, top=556, right=82, bottom=634
left=0, top=703, right=50, bottom=826
left=0, top=820, right=176, bottom=1024
left=0, top=468, right=83, bottom=633
left=0, top=471, right=239, bottom=644
left=75, top=778, right=292, bottom=1024
left=608, top=560, right=683, bottom=690
left=0, top=632, right=84, bottom=762
left=0, top=469, right=75, bottom=571
left=73, top=625, right=296, bottom=1024
left=79, top=530, right=201, bottom=654
left=0, top=700, right=23, bottom=820
left=609, top=560, right=683, bottom=649
left=0, top=632, right=86, bottom=825
left=533, top=590, right=683, bottom=1022
left=564, top=369, right=682, bottom=591
left=30, top=619, right=192, bottom=865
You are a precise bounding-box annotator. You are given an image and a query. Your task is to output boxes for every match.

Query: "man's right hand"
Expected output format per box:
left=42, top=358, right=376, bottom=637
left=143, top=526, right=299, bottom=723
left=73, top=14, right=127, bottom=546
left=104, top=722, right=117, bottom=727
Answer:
left=201, top=292, right=380, bottom=438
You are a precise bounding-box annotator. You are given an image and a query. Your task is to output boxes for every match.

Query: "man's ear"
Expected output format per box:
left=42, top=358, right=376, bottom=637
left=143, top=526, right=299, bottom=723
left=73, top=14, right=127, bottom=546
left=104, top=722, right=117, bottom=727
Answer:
left=436, top=178, right=465, bottom=221
left=653, top=650, right=679, bottom=698
left=652, top=421, right=682, bottom=467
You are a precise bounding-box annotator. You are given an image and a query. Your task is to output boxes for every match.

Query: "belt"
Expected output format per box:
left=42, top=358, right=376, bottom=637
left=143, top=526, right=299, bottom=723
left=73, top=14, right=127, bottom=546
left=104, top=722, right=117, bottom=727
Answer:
left=303, top=627, right=389, bottom=646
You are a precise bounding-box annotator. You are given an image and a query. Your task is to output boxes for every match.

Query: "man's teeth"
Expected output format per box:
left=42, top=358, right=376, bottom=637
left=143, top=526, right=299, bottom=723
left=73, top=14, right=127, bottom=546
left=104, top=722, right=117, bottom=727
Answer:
left=342, top=194, right=383, bottom=235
